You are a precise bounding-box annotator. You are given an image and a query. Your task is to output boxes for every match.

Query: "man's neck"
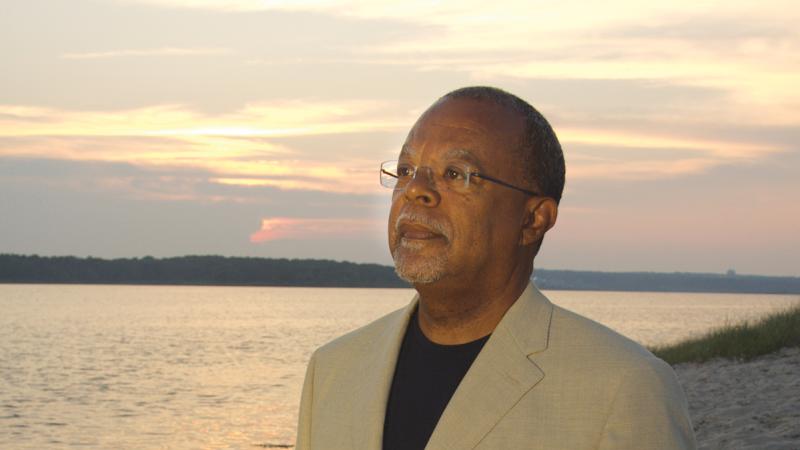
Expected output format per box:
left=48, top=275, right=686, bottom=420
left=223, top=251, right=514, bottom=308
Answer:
left=413, top=263, right=532, bottom=345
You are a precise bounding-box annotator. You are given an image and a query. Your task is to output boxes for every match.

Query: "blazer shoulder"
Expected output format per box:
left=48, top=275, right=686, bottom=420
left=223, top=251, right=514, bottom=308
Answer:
left=543, top=304, right=693, bottom=434
left=547, top=303, right=663, bottom=370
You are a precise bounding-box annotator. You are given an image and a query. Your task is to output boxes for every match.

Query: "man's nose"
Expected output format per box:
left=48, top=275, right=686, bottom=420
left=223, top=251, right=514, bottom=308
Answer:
left=403, top=167, right=441, bottom=207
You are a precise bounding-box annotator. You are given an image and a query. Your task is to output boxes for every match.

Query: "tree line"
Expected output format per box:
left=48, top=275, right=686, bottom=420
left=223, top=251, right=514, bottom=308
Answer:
left=1, top=254, right=799, bottom=294
left=0, top=254, right=407, bottom=288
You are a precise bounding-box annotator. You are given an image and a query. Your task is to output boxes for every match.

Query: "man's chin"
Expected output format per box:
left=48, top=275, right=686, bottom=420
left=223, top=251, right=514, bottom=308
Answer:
left=392, top=248, right=449, bottom=285
left=394, top=266, right=445, bottom=285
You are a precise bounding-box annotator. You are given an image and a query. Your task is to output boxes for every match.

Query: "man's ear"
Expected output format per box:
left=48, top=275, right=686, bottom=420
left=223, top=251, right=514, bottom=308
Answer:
left=520, top=197, right=558, bottom=246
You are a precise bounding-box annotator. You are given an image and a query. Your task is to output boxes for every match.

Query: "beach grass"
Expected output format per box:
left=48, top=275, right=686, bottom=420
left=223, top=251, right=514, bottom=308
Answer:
left=651, top=301, right=800, bottom=365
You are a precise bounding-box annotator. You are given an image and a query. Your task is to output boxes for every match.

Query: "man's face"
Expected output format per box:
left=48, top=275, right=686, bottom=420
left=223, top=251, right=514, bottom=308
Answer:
left=388, top=97, right=531, bottom=286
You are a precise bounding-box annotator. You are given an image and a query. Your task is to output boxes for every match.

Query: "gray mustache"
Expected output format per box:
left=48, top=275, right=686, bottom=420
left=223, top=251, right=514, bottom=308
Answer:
left=394, top=211, right=452, bottom=241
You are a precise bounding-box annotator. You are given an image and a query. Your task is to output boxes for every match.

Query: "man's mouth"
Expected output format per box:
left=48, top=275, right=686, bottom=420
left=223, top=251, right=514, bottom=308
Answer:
left=401, top=224, right=441, bottom=240
left=397, top=222, right=448, bottom=244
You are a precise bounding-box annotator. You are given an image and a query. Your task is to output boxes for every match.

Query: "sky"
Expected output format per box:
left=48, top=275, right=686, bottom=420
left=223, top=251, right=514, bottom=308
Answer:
left=1, top=0, right=798, bottom=276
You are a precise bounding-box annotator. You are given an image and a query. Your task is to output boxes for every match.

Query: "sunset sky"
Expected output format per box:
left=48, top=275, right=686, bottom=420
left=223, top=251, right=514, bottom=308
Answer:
left=1, top=0, right=798, bottom=276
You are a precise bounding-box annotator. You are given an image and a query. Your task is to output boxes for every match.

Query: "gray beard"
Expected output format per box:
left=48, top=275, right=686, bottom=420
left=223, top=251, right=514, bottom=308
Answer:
left=391, top=239, right=449, bottom=284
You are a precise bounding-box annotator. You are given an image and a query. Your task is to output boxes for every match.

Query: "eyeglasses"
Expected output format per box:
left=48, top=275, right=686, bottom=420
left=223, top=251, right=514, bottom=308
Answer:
left=380, top=160, right=538, bottom=196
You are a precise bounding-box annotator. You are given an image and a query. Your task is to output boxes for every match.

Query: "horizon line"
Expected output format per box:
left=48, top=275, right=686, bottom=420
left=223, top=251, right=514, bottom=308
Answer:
left=2, top=253, right=797, bottom=279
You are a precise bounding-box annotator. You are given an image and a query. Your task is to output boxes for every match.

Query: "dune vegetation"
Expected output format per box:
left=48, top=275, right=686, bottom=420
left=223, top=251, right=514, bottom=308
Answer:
left=651, top=301, right=800, bottom=365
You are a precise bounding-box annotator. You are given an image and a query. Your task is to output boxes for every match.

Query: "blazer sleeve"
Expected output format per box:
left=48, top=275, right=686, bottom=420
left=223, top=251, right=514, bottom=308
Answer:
left=596, top=357, right=697, bottom=450
left=295, top=351, right=317, bottom=450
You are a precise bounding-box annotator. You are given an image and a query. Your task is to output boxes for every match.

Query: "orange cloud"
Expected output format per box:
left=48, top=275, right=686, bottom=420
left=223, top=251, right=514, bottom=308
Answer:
left=249, top=217, right=382, bottom=242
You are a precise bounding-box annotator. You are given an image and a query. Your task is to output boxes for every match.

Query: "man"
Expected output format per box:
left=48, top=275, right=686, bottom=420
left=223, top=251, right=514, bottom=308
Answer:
left=295, top=87, right=696, bottom=449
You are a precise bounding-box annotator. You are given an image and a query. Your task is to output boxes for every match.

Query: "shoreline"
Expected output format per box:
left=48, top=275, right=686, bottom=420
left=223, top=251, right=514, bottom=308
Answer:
left=2, top=281, right=799, bottom=297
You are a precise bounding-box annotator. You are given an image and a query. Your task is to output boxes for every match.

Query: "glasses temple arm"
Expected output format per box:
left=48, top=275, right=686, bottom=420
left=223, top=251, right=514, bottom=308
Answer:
left=471, top=173, right=539, bottom=196
left=381, top=169, right=398, bottom=179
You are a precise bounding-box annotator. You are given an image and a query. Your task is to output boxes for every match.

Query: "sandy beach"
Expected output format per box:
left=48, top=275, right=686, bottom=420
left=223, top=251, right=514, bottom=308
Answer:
left=673, top=347, right=800, bottom=450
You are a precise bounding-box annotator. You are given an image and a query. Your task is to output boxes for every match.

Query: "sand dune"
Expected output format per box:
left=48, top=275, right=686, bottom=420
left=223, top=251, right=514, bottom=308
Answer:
left=673, top=347, right=800, bottom=450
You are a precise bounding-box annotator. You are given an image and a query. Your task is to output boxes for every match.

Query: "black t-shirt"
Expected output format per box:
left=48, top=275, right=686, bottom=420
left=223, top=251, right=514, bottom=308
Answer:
left=382, top=310, right=490, bottom=450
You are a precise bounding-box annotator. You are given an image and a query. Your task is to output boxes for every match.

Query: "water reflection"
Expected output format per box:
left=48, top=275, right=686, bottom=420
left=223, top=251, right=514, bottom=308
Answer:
left=0, top=284, right=795, bottom=449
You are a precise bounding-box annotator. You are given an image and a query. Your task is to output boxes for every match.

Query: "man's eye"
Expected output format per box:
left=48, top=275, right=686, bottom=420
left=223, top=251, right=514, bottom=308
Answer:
left=445, top=167, right=465, bottom=180
left=397, top=165, right=413, bottom=177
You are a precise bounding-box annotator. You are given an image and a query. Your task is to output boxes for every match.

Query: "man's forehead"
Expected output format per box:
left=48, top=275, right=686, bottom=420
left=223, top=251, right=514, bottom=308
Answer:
left=421, top=99, right=501, bottom=132
left=413, top=97, right=523, bottom=139
left=400, top=144, right=484, bottom=165
left=401, top=98, right=523, bottom=160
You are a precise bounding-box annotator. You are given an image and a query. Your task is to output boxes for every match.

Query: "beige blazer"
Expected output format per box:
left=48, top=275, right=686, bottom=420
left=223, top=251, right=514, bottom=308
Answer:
left=295, top=283, right=697, bottom=449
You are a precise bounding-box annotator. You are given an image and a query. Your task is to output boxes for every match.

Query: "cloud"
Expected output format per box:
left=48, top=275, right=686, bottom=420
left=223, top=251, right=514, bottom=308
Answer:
left=112, top=0, right=295, bottom=11
left=0, top=156, right=388, bottom=213
left=60, top=47, right=230, bottom=59
left=605, top=17, right=793, bottom=42
left=557, top=122, right=786, bottom=180
left=0, top=161, right=391, bottom=262
left=0, top=101, right=403, bottom=138
left=4, top=1, right=798, bottom=189
left=568, top=158, right=718, bottom=180
left=249, top=216, right=382, bottom=242
left=2, top=0, right=433, bottom=112
left=0, top=88, right=790, bottom=192
left=310, top=3, right=799, bottom=125
left=0, top=100, right=409, bottom=193
left=562, top=125, right=780, bottom=154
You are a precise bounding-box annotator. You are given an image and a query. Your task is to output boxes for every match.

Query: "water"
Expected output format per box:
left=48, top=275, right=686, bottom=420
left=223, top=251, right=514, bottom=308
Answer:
left=1, top=284, right=796, bottom=449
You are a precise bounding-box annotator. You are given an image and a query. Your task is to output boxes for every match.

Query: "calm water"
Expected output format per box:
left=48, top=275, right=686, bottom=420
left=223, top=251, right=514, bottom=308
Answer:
left=1, top=284, right=797, bottom=449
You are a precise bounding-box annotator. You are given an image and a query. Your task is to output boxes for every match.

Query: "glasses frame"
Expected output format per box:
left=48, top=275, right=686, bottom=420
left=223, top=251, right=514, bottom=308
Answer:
left=380, top=160, right=539, bottom=197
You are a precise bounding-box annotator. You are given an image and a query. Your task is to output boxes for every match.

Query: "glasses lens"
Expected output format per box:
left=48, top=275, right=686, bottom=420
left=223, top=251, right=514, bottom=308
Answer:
left=380, top=161, right=475, bottom=191
left=380, top=161, right=399, bottom=188
left=441, top=164, right=471, bottom=191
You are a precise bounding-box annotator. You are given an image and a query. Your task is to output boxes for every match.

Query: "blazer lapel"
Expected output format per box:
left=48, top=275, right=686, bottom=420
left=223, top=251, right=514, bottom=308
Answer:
left=424, top=283, right=553, bottom=450
left=351, top=295, right=419, bottom=450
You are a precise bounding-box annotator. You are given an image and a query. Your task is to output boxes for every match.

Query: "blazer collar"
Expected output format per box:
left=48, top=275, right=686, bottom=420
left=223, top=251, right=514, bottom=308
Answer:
left=350, top=282, right=554, bottom=450
left=425, top=281, right=554, bottom=450
left=497, top=281, right=554, bottom=356
left=351, top=294, right=418, bottom=450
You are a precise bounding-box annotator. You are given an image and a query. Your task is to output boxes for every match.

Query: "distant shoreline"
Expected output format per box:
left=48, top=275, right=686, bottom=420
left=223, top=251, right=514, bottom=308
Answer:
left=2, top=280, right=799, bottom=296
left=2, top=254, right=799, bottom=295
